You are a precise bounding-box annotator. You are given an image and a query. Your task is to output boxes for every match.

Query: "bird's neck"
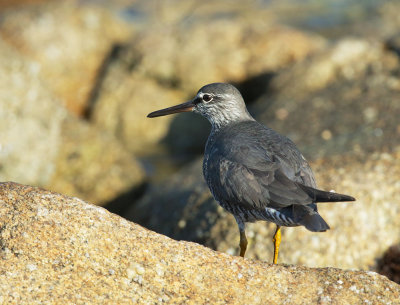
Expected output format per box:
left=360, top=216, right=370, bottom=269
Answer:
left=209, top=110, right=255, bottom=132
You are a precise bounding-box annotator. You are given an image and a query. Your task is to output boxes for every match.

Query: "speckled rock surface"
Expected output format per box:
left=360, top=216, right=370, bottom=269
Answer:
left=128, top=147, right=400, bottom=270
left=0, top=1, right=133, bottom=115
left=0, top=182, right=399, bottom=304
left=0, top=37, right=144, bottom=205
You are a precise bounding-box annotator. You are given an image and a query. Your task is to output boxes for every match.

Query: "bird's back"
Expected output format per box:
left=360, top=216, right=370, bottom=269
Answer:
left=204, top=120, right=316, bottom=190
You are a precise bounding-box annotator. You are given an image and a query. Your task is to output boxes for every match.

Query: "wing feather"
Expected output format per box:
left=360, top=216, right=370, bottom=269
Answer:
left=204, top=121, right=318, bottom=211
left=209, top=156, right=313, bottom=211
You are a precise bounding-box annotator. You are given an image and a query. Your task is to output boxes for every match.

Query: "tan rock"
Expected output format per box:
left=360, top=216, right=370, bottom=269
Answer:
left=91, top=2, right=325, bottom=155
left=253, top=38, right=400, bottom=159
left=129, top=148, right=400, bottom=270
left=0, top=0, right=51, bottom=10
left=128, top=18, right=325, bottom=96
left=0, top=37, right=144, bottom=205
left=0, top=1, right=133, bottom=115
left=0, top=38, right=66, bottom=186
left=380, top=1, right=400, bottom=34
left=92, top=74, right=185, bottom=155
left=48, top=115, right=145, bottom=205
left=268, top=38, right=393, bottom=97
left=0, top=182, right=398, bottom=304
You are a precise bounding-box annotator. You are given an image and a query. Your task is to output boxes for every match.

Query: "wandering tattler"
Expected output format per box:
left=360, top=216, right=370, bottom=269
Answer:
left=148, top=83, right=355, bottom=264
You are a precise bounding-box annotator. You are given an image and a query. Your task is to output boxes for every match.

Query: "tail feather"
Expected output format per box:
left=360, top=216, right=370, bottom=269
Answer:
left=291, top=205, right=330, bottom=232
left=298, top=184, right=356, bottom=203
left=301, top=213, right=330, bottom=232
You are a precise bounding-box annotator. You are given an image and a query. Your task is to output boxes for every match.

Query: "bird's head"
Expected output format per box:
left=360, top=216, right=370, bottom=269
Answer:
left=147, top=83, right=253, bottom=128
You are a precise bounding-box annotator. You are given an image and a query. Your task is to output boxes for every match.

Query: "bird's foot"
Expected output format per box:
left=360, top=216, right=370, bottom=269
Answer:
left=272, top=226, right=281, bottom=264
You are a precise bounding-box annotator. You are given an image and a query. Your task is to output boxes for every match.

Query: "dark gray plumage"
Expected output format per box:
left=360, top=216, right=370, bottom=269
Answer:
left=148, top=82, right=355, bottom=263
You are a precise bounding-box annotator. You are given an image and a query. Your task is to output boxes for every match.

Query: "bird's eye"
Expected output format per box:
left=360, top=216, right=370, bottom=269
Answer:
left=202, top=94, right=213, bottom=102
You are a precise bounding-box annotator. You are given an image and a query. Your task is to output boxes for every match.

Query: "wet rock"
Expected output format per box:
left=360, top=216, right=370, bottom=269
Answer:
left=0, top=1, right=133, bottom=115
left=251, top=38, right=400, bottom=159
left=0, top=182, right=399, bottom=304
left=128, top=148, right=400, bottom=270
left=0, top=38, right=144, bottom=205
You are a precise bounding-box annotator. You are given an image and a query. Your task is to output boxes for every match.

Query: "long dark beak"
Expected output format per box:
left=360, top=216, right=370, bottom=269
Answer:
left=147, top=99, right=196, bottom=118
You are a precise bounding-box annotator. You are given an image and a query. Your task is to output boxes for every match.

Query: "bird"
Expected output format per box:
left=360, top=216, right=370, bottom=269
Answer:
left=147, top=82, right=355, bottom=264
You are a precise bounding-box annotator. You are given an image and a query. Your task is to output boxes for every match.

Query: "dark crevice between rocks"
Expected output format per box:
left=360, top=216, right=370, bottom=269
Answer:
left=102, top=182, right=147, bottom=218
left=234, top=71, right=276, bottom=105
left=377, top=244, right=400, bottom=284
left=83, top=43, right=130, bottom=120
left=385, top=33, right=400, bottom=58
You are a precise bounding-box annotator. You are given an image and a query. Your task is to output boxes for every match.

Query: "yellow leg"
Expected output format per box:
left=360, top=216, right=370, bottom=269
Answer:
left=272, top=225, right=281, bottom=264
left=239, top=230, right=248, bottom=257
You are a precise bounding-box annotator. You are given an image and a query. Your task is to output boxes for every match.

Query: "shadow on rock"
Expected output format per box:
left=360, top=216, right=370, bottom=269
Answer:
left=161, top=113, right=210, bottom=160
left=234, top=71, right=276, bottom=105
left=377, top=245, right=400, bottom=284
left=103, top=181, right=147, bottom=217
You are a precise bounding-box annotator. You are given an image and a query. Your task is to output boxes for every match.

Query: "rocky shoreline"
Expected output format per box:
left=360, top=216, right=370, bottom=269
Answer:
left=0, top=0, right=399, bottom=303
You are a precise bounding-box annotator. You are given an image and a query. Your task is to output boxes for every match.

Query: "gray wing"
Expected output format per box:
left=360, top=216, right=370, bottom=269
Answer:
left=208, top=155, right=313, bottom=211
left=205, top=123, right=317, bottom=211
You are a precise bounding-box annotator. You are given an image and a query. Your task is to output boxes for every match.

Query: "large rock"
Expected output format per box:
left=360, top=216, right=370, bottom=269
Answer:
left=0, top=37, right=144, bottom=205
left=0, top=1, right=133, bottom=115
left=48, top=115, right=145, bottom=205
left=0, top=38, right=66, bottom=186
left=91, top=74, right=185, bottom=155
left=251, top=38, right=400, bottom=159
left=128, top=147, right=400, bottom=270
left=0, top=182, right=399, bottom=304
left=127, top=2, right=326, bottom=94
left=91, top=2, right=325, bottom=156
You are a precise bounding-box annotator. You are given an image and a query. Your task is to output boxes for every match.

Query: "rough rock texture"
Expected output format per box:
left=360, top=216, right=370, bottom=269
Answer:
left=0, top=182, right=399, bottom=304
left=0, top=1, right=133, bottom=115
left=0, top=37, right=144, bottom=205
left=251, top=38, right=400, bottom=159
left=91, top=3, right=325, bottom=155
left=129, top=147, right=400, bottom=270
